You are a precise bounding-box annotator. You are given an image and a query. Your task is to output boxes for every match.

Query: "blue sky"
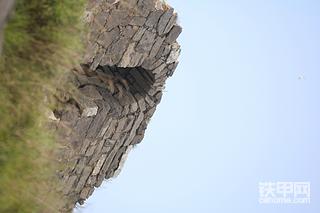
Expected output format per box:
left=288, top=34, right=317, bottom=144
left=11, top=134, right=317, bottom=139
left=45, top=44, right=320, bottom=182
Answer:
left=79, top=1, right=320, bottom=212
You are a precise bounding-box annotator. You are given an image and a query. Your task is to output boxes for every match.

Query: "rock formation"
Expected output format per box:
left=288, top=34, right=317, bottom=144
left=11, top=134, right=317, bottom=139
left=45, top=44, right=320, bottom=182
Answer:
left=0, top=0, right=181, bottom=211
left=52, top=0, right=182, bottom=211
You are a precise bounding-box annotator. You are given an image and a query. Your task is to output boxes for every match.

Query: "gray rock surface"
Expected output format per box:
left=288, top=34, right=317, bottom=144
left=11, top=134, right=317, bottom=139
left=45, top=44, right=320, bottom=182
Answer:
left=52, top=0, right=182, bottom=211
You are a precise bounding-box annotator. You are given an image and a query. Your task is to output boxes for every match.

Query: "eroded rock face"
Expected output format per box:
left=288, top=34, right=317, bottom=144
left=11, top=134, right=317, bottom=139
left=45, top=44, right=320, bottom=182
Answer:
left=53, top=0, right=182, bottom=210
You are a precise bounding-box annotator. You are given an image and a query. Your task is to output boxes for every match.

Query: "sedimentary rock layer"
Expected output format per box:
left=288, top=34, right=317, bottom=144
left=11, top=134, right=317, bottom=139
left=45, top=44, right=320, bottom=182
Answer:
left=51, top=0, right=182, bottom=210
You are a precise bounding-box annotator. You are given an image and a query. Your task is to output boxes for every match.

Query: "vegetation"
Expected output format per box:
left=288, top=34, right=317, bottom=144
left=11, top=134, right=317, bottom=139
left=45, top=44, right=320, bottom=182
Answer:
left=0, top=0, right=86, bottom=212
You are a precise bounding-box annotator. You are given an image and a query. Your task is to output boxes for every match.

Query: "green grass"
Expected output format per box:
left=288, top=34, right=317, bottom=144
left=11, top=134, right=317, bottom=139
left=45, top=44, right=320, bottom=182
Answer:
left=0, top=0, right=86, bottom=212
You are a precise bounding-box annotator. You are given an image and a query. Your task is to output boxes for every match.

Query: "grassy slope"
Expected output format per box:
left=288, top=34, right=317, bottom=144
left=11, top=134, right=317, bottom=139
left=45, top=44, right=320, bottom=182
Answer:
left=0, top=0, right=85, bottom=212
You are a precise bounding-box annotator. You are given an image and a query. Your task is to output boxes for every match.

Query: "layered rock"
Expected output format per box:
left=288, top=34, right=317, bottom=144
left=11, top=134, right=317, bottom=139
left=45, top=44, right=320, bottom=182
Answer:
left=52, top=0, right=182, bottom=210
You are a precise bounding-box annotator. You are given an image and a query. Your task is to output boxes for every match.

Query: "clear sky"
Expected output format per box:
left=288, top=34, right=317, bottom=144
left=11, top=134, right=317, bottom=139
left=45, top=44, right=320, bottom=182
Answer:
left=79, top=1, right=320, bottom=212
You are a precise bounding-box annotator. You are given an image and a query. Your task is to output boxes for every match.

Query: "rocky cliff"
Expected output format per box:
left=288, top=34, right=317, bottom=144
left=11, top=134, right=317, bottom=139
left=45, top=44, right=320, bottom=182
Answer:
left=0, top=0, right=181, bottom=211
left=52, top=0, right=182, bottom=211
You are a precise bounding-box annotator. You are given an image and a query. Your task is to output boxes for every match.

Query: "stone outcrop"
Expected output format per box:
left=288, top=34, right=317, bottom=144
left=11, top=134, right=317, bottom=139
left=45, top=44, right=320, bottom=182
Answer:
left=51, top=0, right=182, bottom=211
